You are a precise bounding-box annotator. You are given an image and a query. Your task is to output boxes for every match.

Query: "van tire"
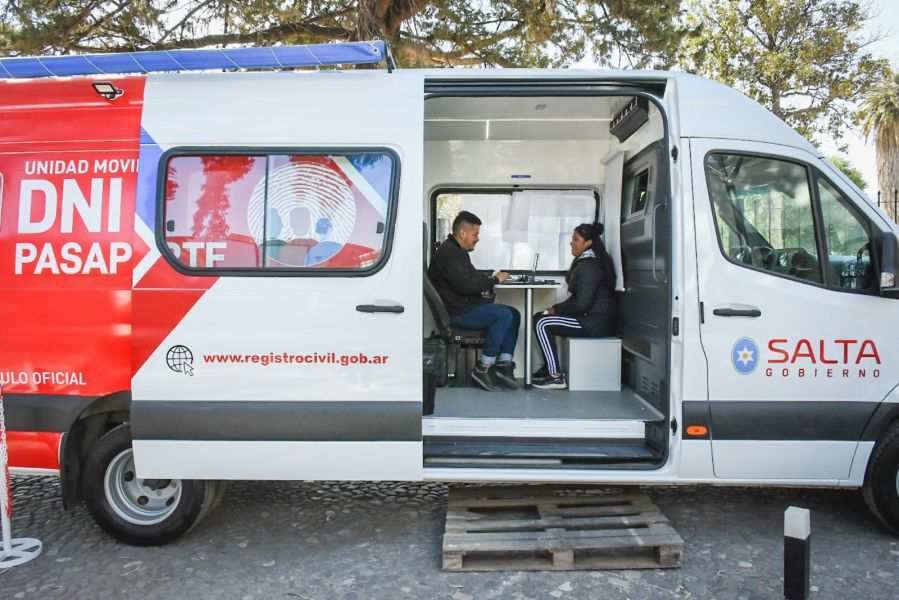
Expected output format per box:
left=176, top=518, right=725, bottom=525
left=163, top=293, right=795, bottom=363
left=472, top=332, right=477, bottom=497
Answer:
left=193, top=480, right=228, bottom=530
left=862, top=422, right=899, bottom=535
left=82, top=424, right=212, bottom=546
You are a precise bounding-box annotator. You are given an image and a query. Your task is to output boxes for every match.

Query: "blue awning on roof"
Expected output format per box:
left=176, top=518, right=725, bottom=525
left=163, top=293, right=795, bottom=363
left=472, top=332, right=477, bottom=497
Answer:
left=0, top=41, right=388, bottom=79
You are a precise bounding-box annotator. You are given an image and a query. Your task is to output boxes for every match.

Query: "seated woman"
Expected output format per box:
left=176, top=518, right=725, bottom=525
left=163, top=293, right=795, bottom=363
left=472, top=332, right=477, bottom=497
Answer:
left=532, top=222, right=617, bottom=390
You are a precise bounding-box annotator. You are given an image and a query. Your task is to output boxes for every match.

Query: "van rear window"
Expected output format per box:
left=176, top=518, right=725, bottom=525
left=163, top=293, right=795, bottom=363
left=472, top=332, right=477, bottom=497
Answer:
left=160, top=150, right=397, bottom=274
left=433, top=190, right=597, bottom=272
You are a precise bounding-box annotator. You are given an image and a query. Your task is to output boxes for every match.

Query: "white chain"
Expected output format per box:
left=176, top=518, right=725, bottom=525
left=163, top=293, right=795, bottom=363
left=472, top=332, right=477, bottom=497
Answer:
left=0, top=385, right=10, bottom=518
left=0, top=383, right=42, bottom=565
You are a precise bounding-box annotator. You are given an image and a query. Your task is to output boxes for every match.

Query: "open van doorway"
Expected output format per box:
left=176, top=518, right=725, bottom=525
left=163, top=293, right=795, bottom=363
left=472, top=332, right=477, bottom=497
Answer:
left=420, top=85, right=674, bottom=471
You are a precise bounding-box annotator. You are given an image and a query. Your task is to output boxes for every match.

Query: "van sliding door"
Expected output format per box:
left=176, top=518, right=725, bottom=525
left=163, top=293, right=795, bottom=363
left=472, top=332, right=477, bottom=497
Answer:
left=130, top=71, right=425, bottom=480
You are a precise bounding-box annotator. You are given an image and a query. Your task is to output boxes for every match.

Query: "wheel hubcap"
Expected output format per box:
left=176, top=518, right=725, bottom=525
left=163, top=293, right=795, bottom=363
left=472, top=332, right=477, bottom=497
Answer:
left=104, top=448, right=182, bottom=525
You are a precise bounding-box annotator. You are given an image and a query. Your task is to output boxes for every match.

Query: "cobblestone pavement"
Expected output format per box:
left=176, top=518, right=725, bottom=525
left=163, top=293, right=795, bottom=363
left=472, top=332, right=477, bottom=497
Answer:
left=2, top=475, right=897, bottom=599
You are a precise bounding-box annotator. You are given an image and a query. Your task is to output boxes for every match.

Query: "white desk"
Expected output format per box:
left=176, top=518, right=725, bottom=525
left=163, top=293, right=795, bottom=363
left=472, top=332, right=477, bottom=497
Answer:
left=494, top=282, right=560, bottom=388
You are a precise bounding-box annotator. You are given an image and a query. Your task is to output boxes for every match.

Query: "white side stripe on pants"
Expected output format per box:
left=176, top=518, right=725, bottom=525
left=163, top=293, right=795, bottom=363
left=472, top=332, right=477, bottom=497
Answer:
left=535, top=315, right=583, bottom=374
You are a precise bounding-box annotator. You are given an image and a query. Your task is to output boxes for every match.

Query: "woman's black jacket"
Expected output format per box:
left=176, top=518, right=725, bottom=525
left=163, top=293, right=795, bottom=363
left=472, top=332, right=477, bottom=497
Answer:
left=553, top=253, right=617, bottom=337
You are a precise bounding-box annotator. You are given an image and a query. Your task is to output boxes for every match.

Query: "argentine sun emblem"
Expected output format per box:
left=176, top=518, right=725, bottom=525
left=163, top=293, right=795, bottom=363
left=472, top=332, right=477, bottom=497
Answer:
left=731, top=337, right=759, bottom=375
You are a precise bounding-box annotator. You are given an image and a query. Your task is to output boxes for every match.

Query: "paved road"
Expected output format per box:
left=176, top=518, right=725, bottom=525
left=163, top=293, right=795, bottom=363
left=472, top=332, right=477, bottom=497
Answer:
left=2, top=476, right=897, bottom=599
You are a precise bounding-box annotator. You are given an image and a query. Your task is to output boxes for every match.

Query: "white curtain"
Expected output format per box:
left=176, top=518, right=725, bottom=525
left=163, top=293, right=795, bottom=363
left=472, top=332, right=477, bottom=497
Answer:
left=601, top=151, right=625, bottom=291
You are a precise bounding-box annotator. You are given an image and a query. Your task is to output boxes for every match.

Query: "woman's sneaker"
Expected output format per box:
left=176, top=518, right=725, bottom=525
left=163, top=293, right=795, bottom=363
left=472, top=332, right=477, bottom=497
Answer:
left=493, top=361, right=520, bottom=389
left=470, top=365, right=504, bottom=392
left=533, top=373, right=567, bottom=390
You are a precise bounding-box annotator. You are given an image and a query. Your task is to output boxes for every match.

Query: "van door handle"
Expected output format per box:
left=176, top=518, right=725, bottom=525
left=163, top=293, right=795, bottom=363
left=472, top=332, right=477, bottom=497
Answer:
left=356, top=304, right=405, bottom=314
left=651, top=203, right=668, bottom=284
left=712, top=308, right=762, bottom=318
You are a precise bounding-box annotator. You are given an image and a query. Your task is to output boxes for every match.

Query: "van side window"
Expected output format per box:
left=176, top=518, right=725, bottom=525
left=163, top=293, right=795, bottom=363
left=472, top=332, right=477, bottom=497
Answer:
left=704, top=153, right=822, bottom=285
left=433, top=190, right=597, bottom=271
left=622, top=169, right=650, bottom=217
left=817, top=177, right=875, bottom=292
left=161, top=151, right=397, bottom=273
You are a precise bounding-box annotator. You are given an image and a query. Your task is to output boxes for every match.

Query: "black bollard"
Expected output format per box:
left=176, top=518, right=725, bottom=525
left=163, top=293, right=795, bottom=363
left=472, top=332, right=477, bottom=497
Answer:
left=784, top=506, right=810, bottom=600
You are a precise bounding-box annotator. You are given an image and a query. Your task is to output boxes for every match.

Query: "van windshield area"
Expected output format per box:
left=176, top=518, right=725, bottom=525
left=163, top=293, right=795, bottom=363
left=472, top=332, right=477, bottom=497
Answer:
left=704, top=153, right=875, bottom=290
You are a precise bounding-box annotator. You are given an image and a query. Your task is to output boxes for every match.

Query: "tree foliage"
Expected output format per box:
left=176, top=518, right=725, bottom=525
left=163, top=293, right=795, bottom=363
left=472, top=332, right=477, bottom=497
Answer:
left=0, top=1, right=685, bottom=68
left=858, top=69, right=899, bottom=219
left=681, top=0, right=888, bottom=144
left=828, top=155, right=867, bottom=191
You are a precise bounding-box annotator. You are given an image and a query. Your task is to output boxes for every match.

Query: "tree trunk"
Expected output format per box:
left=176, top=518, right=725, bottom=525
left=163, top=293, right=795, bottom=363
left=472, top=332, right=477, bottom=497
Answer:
left=354, top=1, right=386, bottom=41
left=770, top=88, right=783, bottom=122
left=876, top=141, right=899, bottom=223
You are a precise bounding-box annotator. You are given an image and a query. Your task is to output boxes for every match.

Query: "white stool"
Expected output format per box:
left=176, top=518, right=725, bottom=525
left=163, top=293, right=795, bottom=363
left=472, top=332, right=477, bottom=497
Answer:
left=563, top=337, right=622, bottom=391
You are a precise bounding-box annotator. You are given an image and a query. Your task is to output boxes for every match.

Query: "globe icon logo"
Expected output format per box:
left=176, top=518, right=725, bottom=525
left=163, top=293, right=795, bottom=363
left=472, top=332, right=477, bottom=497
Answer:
left=166, top=345, right=194, bottom=376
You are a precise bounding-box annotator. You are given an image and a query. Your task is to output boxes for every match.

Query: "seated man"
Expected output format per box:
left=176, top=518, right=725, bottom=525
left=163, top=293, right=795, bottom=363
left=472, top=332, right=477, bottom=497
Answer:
left=429, top=211, right=520, bottom=391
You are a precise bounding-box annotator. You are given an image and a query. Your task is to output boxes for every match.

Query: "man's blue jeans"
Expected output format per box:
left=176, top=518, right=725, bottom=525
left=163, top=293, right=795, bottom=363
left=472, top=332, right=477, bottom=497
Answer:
left=451, top=303, right=521, bottom=360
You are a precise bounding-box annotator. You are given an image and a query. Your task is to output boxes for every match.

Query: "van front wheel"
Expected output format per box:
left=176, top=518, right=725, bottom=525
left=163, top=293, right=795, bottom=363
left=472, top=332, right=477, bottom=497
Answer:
left=862, top=422, right=899, bottom=535
left=82, top=424, right=214, bottom=545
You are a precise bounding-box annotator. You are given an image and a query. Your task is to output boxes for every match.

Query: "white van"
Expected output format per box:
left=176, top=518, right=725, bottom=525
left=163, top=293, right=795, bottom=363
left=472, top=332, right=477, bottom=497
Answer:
left=1, top=42, right=897, bottom=545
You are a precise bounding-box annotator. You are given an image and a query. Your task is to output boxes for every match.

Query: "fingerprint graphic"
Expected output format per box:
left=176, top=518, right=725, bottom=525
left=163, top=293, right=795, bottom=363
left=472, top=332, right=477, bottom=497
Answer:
left=247, top=160, right=356, bottom=266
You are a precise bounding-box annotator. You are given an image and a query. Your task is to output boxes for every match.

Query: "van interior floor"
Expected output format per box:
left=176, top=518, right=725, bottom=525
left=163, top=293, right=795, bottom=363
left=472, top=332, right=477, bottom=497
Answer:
left=429, top=387, right=663, bottom=420
left=423, top=387, right=666, bottom=469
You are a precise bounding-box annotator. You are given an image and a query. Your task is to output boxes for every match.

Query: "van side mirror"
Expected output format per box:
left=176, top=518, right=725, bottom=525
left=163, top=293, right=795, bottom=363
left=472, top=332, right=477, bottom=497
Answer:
left=878, top=230, right=899, bottom=298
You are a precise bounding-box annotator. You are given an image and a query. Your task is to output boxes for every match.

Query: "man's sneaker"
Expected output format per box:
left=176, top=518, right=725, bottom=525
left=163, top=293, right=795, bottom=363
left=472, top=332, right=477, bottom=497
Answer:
left=471, top=365, right=504, bottom=392
left=531, top=364, right=549, bottom=380
left=493, top=361, right=520, bottom=389
left=533, top=373, right=567, bottom=390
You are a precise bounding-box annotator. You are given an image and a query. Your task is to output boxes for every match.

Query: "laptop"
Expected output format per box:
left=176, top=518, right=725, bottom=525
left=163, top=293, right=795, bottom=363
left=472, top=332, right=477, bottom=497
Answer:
left=502, top=253, right=540, bottom=285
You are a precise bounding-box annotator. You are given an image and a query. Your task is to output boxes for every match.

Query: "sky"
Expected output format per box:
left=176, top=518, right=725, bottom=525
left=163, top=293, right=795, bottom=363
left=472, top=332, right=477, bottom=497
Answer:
left=771, top=1, right=898, bottom=196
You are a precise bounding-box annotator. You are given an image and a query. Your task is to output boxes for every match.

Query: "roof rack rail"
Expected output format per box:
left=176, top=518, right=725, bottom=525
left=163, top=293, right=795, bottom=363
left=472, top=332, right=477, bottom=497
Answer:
left=0, top=40, right=391, bottom=80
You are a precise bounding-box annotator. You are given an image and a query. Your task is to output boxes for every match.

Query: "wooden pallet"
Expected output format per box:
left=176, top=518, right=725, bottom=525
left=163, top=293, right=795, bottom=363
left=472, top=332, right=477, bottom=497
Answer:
left=442, top=486, right=683, bottom=571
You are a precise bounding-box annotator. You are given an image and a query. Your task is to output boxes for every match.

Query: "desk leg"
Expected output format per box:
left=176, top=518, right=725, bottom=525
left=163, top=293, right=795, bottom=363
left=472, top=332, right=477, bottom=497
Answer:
left=524, top=288, right=533, bottom=389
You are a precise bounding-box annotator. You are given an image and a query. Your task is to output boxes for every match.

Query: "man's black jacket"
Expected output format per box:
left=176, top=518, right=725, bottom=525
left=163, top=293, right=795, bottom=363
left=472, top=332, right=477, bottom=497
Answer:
left=554, top=252, right=617, bottom=337
left=428, top=235, right=497, bottom=314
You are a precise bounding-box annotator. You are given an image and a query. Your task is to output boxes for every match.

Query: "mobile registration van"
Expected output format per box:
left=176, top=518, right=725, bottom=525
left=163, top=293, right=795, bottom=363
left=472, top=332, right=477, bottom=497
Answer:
left=1, top=41, right=898, bottom=546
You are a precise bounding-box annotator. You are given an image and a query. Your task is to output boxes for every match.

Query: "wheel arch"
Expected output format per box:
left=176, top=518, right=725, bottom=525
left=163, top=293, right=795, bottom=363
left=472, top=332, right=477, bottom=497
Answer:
left=60, top=390, right=131, bottom=509
left=859, top=384, right=899, bottom=445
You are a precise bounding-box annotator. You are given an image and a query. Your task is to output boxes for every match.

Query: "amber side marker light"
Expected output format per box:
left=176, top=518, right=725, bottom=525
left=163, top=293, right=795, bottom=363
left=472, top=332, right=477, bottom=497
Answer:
left=686, top=426, right=708, bottom=436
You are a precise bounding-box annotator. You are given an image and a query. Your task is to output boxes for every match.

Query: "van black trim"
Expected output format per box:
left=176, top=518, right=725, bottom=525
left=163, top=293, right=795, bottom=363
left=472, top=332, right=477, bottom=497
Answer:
left=424, top=80, right=667, bottom=97
left=131, top=400, right=422, bottom=441
left=154, top=147, right=401, bottom=278
left=4, top=393, right=98, bottom=432
left=681, top=401, right=711, bottom=439
left=708, top=400, right=879, bottom=441
left=860, top=399, right=899, bottom=442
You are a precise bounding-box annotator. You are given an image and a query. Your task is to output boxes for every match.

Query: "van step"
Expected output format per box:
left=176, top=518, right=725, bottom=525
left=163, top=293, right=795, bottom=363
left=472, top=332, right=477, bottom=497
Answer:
left=424, top=440, right=657, bottom=463
left=423, top=417, right=645, bottom=439
left=442, top=486, right=683, bottom=571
